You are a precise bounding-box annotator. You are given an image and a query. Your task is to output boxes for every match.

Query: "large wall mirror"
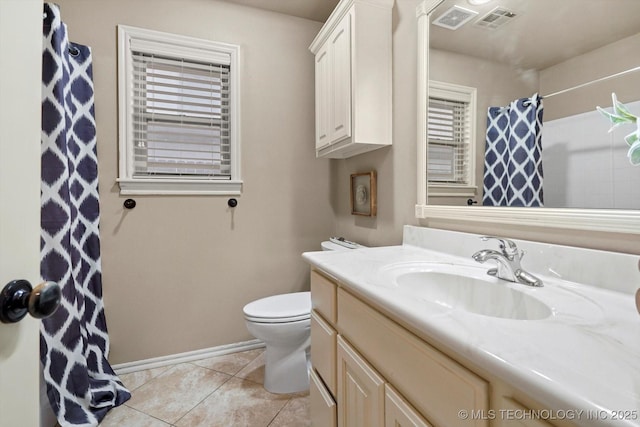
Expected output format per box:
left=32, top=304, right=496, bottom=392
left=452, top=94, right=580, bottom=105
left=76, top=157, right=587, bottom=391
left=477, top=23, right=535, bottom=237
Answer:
left=416, top=0, right=640, bottom=234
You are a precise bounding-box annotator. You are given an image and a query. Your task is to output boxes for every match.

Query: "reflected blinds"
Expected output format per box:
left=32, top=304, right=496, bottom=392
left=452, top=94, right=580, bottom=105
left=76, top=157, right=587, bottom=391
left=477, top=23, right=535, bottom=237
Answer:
left=427, top=97, right=470, bottom=184
left=131, top=52, right=231, bottom=178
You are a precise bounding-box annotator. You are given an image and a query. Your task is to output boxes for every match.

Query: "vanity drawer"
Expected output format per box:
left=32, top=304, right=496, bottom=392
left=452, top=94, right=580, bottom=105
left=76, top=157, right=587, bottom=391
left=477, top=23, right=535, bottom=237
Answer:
left=310, top=368, right=337, bottom=427
left=310, top=270, right=337, bottom=324
left=337, top=288, right=489, bottom=427
left=311, top=309, right=337, bottom=396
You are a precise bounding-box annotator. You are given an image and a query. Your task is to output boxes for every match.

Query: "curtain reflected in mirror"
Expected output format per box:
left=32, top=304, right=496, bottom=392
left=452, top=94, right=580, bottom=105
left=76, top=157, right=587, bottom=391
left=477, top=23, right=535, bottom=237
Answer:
left=428, top=0, right=640, bottom=209
left=482, top=94, right=543, bottom=207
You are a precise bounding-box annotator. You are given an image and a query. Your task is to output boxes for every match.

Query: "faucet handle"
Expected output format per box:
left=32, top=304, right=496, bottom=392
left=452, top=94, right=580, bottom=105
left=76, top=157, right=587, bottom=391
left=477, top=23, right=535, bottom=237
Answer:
left=480, top=236, right=519, bottom=257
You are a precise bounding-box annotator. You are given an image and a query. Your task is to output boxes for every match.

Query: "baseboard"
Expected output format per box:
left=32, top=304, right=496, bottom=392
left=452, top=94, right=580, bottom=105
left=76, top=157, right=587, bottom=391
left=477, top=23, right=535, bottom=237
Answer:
left=112, top=339, right=265, bottom=375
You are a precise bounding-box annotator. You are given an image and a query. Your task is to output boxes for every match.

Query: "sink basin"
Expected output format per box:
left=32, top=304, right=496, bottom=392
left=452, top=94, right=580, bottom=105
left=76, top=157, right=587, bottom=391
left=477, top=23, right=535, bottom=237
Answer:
left=378, top=263, right=552, bottom=320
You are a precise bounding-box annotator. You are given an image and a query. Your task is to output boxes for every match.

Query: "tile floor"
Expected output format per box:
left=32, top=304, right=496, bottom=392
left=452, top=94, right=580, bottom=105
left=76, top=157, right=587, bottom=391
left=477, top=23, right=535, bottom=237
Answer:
left=99, top=348, right=310, bottom=427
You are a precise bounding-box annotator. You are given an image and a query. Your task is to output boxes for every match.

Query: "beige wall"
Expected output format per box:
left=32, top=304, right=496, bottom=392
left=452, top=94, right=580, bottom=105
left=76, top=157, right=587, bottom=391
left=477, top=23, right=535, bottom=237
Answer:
left=541, top=33, right=640, bottom=121
left=57, top=0, right=332, bottom=364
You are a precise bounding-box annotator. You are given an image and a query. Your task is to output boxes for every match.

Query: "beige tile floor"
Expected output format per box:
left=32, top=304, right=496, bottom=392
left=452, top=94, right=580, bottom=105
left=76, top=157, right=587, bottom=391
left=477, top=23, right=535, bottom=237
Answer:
left=99, top=348, right=310, bottom=427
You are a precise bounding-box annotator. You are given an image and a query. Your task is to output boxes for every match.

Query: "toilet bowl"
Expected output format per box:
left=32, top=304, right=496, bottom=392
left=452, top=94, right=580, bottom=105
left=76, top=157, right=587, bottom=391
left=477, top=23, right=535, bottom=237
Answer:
left=244, top=292, right=311, bottom=394
left=243, top=239, right=362, bottom=394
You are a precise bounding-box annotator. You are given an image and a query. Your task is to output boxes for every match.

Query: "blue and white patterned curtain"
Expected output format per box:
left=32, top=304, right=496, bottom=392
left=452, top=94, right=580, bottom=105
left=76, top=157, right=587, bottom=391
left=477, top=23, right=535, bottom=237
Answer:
left=41, top=4, right=130, bottom=426
left=482, top=94, right=544, bottom=207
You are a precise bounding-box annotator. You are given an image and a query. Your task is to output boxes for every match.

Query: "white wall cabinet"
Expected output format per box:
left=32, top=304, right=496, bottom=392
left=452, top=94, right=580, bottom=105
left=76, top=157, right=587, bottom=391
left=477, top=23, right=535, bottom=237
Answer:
left=309, top=0, right=393, bottom=159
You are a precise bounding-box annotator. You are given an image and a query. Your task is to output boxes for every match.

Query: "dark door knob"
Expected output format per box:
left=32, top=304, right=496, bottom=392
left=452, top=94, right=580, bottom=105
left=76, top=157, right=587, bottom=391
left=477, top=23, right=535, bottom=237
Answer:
left=0, top=280, right=61, bottom=323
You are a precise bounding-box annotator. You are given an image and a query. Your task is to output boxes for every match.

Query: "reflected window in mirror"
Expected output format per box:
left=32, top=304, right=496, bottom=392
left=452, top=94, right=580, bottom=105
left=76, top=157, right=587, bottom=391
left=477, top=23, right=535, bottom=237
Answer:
left=427, top=81, right=477, bottom=197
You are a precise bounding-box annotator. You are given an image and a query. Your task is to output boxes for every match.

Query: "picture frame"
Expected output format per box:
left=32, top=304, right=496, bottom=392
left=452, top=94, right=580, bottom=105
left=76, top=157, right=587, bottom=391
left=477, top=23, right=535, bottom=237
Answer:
left=350, top=171, right=377, bottom=217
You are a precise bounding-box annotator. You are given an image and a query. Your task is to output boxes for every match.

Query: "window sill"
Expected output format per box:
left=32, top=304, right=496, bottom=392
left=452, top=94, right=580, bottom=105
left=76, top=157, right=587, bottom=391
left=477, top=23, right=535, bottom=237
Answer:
left=427, top=184, right=477, bottom=197
left=117, top=178, right=243, bottom=196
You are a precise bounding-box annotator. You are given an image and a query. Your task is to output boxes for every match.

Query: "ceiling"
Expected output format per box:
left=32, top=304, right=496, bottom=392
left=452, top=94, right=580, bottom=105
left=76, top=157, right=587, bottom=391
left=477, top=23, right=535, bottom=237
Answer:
left=215, top=0, right=339, bottom=22
left=430, top=0, right=640, bottom=70
left=216, top=0, right=640, bottom=70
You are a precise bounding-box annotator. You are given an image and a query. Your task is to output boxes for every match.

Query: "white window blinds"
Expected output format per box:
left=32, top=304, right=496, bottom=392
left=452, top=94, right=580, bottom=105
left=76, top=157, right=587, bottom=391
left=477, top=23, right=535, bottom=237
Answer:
left=131, top=52, right=231, bottom=179
left=427, top=97, right=471, bottom=184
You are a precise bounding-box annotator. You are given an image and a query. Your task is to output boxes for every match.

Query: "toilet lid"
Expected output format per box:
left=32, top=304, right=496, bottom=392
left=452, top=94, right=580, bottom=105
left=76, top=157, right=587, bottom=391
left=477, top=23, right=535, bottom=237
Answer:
left=321, top=241, right=349, bottom=251
left=243, top=291, right=311, bottom=323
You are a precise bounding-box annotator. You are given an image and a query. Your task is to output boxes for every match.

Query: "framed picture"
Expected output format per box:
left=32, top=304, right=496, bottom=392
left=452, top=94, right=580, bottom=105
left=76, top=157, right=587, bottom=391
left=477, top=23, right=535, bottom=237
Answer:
left=350, top=171, right=377, bottom=216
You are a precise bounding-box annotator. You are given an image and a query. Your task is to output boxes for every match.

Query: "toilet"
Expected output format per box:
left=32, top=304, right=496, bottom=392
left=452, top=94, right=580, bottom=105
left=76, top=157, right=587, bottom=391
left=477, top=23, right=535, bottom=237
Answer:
left=243, top=238, right=361, bottom=394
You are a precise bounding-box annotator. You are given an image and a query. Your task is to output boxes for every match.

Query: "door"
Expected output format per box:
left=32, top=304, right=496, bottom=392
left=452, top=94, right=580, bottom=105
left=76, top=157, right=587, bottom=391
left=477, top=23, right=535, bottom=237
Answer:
left=0, top=1, right=44, bottom=425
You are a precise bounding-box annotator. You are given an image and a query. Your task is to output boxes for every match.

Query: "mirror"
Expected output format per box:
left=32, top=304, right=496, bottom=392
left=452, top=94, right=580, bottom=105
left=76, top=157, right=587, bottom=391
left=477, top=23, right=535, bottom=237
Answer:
left=415, top=0, right=640, bottom=234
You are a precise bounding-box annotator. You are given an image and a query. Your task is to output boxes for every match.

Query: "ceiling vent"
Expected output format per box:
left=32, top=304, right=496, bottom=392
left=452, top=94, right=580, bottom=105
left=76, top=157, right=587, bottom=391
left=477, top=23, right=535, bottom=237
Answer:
left=475, top=7, right=518, bottom=29
left=432, top=5, right=479, bottom=30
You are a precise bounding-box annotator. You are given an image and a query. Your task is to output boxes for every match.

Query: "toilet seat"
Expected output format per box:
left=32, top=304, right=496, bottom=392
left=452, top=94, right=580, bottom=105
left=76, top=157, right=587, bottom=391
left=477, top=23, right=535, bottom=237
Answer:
left=243, top=292, right=311, bottom=324
left=244, top=313, right=310, bottom=323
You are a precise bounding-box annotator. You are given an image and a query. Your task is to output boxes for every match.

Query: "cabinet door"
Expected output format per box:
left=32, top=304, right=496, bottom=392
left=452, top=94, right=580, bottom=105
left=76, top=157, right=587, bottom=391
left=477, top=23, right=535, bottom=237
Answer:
left=337, top=335, right=384, bottom=427
left=311, top=310, right=337, bottom=395
left=314, top=43, right=330, bottom=149
left=310, top=368, right=337, bottom=427
left=385, top=385, right=432, bottom=427
left=329, top=12, right=352, bottom=144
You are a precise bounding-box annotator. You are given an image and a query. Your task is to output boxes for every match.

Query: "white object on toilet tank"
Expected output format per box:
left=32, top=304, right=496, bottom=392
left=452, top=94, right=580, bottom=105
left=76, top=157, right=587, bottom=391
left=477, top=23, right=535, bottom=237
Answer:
left=322, top=237, right=365, bottom=251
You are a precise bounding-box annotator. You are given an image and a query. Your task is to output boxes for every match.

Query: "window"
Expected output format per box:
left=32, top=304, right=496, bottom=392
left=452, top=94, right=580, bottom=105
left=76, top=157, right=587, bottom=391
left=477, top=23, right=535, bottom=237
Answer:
left=117, top=26, right=241, bottom=195
left=427, top=81, right=476, bottom=195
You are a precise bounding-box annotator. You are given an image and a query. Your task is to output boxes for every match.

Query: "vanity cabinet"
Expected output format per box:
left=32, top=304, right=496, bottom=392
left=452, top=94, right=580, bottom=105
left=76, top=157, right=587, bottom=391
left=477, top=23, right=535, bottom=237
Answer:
left=338, top=286, right=488, bottom=427
left=309, top=268, right=571, bottom=427
left=308, top=0, right=393, bottom=159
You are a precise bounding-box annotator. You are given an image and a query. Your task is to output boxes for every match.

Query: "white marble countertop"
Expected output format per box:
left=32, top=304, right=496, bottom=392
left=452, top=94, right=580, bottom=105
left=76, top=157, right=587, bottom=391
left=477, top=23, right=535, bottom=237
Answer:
left=303, top=234, right=640, bottom=427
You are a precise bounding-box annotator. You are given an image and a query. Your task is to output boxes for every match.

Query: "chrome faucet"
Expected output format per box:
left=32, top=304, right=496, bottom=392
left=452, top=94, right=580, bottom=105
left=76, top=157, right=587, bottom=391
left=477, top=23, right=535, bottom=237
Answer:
left=472, top=236, right=543, bottom=287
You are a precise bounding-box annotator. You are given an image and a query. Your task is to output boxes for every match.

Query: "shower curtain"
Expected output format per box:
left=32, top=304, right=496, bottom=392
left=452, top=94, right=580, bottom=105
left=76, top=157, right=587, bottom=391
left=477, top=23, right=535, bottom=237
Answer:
left=482, top=94, right=544, bottom=207
left=41, top=4, right=130, bottom=426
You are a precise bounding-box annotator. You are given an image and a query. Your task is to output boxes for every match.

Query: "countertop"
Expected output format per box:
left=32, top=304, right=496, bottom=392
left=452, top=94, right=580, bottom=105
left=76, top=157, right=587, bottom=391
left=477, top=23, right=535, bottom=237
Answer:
left=303, top=243, right=640, bottom=426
